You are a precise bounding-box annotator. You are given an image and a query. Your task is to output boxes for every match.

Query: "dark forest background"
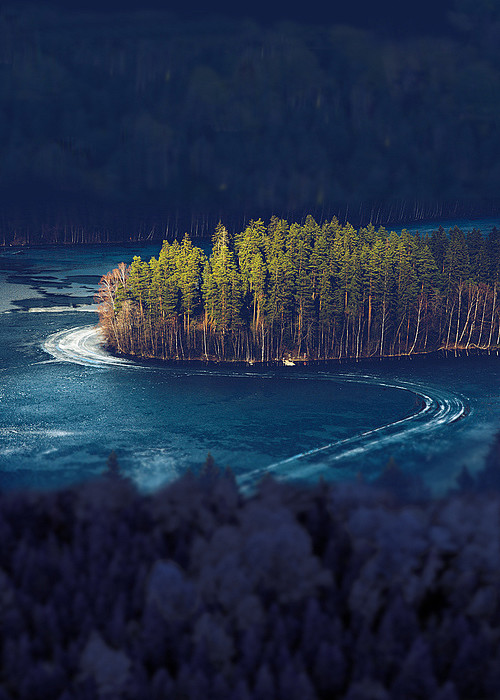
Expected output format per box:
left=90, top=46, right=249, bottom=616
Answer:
left=0, top=0, right=500, bottom=242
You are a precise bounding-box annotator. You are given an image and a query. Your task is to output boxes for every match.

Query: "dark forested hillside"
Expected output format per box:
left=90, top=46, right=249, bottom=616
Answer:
left=2, top=439, right=500, bottom=699
left=1, top=3, right=500, bottom=243
left=97, top=217, right=500, bottom=362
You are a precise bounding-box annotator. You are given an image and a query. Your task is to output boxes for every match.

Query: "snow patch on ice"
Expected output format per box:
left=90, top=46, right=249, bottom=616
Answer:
left=43, top=326, right=135, bottom=367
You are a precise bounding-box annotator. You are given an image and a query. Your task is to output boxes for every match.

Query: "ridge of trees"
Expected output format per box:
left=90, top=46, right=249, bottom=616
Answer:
left=1, top=3, right=500, bottom=243
left=97, top=216, right=500, bottom=362
left=2, top=436, right=500, bottom=698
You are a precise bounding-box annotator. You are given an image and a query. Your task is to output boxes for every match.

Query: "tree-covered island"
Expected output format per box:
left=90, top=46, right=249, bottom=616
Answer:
left=97, top=216, right=500, bottom=363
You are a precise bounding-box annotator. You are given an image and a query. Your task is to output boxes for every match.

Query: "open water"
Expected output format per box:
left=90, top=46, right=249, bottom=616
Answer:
left=0, top=221, right=499, bottom=494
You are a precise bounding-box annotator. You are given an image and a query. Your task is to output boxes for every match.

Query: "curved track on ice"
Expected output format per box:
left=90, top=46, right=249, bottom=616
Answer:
left=43, top=325, right=469, bottom=484
left=43, top=325, right=135, bottom=367
left=239, top=375, right=468, bottom=486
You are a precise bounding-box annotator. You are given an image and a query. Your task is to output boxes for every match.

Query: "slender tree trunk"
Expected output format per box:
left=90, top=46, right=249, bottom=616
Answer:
left=454, top=285, right=462, bottom=347
left=477, top=288, right=488, bottom=347
left=464, top=288, right=479, bottom=349
left=445, top=301, right=456, bottom=348
left=409, top=293, right=423, bottom=354
left=459, top=285, right=476, bottom=346
left=488, top=284, right=497, bottom=348
left=380, top=296, right=387, bottom=357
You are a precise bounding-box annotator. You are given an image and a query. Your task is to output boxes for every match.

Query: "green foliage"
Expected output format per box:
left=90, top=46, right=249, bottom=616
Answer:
left=207, top=224, right=244, bottom=332
left=100, top=217, right=500, bottom=361
left=444, top=226, right=471, bottom=289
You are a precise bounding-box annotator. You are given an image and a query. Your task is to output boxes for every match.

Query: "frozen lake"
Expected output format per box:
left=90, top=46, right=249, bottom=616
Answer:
left=0, top=227, right=498, bottom=494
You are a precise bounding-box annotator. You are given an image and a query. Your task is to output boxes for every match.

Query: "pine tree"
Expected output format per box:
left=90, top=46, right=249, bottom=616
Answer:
left=287, top=221, right=314, bottom=354
left=177, top=233, right=205, bottom=335
left=235, top=218, right=266, bottom=292
left=444, top=226, right=470, bottom=289
left=466, top=228, right=483, bottom=282
left=428, top=226, right=448, bottom=274
left=207, top=224, right=244, bottom=340
left=364, top=238, right=384, bottom=351
left=98, top=216, right=500, bottom=363
left=309, top=226, right=334, bottom=356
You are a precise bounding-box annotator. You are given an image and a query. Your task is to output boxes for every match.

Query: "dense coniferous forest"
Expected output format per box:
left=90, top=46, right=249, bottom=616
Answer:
left=1, top=2, right=500, bottom=243
left=2, top=440, right=500, bottom=699
left=98, top=217, right=500, bottom=362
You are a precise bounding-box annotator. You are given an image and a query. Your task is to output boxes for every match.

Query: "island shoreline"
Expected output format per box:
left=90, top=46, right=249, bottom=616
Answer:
left=104, top=341, right=500, bottom=371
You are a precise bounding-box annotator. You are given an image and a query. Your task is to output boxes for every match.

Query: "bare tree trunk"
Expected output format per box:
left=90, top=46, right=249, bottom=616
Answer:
left=408, top=292, right=423, bottom=354
left=488, top=284, right=497, bottom=348
left=454, top=284, right=462, bottom=348
left=477, top=288, right=488, bottom=348
left=445, top=301, right=456, bottom=348
left=465, top=287, right=479, bottom=349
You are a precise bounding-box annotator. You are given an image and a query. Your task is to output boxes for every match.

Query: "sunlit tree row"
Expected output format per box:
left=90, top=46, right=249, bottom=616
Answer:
left=97, top=217, right=500, bottom=362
